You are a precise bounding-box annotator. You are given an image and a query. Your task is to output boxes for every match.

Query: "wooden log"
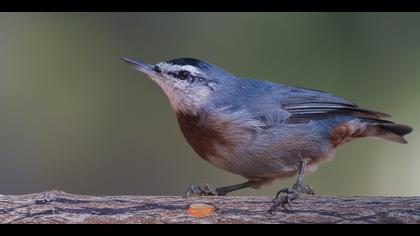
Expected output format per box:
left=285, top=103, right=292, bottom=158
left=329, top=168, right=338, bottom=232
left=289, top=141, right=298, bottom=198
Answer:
left=0, top=190, right=419, bottom=224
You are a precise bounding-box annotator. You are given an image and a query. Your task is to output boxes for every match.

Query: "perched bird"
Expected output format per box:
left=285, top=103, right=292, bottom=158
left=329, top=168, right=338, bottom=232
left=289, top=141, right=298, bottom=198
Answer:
left=122, top=57, right=412, bottom=213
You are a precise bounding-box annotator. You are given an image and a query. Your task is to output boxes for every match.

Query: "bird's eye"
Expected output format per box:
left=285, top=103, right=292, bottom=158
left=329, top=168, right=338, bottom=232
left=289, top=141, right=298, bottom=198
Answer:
left=177, top=70, right=190, bottom=80
left=153, top=66, right=161, bottom=73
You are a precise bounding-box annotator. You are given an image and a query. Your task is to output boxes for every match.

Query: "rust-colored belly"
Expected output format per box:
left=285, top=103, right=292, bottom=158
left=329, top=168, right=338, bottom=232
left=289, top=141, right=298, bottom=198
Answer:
left=176, top=112, right=233, bottom=162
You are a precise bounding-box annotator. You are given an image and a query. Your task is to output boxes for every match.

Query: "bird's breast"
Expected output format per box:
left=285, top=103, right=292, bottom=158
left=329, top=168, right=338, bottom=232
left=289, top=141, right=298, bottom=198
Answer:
left=175, top=111, right=238, bottom=163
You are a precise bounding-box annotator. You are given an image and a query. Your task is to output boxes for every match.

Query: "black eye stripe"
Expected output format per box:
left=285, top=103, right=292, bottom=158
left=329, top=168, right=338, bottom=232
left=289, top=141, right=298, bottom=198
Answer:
left=167, top=70, right=202, bottom=83
left=178, top=70, right=190, bottom=80
left=168, top=70, right=190, bottom=80
left=153, top=66, right=161, bottom=73
left=168, top=71, right=177, bottom=77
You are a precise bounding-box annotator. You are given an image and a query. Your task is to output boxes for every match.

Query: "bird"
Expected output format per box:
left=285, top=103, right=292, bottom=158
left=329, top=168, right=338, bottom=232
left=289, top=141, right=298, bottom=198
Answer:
left=121, top=57, right=412, bottom=213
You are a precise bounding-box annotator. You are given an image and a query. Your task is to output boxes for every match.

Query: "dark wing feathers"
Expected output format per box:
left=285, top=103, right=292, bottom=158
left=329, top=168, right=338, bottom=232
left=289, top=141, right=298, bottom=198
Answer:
left=238, top=80, right=412, bottom=142
left=284, top=103, right=391, bottom=123
left=246, top=84, right=391, bottom=124
left=237, top=80, right=392, bottom=125
left=276, top=86, right=413, bottom=142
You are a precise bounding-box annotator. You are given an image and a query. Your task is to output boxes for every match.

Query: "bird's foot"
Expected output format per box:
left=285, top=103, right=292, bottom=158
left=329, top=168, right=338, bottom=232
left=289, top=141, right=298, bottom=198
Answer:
left=270, top=181, right=315, bottom=214
left=184, top=184, right=226, bottom=198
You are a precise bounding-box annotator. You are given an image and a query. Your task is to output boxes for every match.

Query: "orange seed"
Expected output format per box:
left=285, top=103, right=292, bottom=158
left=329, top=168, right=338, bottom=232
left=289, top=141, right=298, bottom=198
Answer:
left=187, top=203, right=216, bottom=217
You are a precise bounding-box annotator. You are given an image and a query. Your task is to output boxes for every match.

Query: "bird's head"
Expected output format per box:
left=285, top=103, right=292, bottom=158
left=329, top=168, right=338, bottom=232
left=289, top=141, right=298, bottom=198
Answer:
left=122, top=57, right=231, bottom=114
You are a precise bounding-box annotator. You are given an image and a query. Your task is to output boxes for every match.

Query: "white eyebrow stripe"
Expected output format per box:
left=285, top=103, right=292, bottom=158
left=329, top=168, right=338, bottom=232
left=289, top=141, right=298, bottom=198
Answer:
left=180, top=65, right=204, bottom=75
left=157, top=62, right=206, bottom=76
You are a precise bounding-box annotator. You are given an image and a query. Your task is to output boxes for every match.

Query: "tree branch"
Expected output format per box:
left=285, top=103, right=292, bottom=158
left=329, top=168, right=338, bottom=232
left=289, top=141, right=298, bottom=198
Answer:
left=0, top=190, right=419, bottom=224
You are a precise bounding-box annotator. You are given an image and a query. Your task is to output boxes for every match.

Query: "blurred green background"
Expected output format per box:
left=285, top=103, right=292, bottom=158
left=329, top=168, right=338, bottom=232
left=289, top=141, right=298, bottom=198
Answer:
left=0, top=13, right=419, bottom=196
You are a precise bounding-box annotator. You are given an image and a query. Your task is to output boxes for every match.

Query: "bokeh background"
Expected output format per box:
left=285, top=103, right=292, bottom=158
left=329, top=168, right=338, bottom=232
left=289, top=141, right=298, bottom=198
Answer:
left=0, top=13, right=419, bottom=196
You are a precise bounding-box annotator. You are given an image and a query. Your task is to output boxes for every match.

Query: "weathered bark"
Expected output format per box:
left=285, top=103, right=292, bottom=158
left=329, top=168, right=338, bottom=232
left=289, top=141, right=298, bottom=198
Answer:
left=0, top=190, right=419, bottom=224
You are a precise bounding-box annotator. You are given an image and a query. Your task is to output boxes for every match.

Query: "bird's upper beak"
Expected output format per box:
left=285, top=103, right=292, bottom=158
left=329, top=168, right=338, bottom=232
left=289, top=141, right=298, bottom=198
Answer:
left=121, top=57, right=157, bottom=77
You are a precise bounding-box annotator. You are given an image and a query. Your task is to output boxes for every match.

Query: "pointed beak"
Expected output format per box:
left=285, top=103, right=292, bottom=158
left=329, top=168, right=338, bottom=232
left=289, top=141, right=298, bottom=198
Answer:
left=121, top=57, right=156, bottom=77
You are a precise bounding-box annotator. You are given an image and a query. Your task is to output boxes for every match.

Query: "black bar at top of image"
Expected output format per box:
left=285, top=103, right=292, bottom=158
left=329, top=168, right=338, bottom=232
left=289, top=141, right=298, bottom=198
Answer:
left=1, top=0, right=420, bottom=12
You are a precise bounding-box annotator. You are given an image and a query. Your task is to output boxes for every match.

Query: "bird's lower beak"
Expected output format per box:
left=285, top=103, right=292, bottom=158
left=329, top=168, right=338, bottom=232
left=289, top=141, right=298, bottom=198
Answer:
left=121, top=57, right=156, bottom=77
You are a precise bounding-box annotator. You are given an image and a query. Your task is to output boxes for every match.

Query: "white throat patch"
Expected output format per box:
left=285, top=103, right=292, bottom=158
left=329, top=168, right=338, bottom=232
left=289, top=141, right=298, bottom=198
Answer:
left=148, top=63, right=211, bottom=115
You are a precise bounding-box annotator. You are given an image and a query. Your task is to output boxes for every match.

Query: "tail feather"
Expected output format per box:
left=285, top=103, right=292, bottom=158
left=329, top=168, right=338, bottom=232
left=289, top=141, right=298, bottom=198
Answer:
left=359, top=121, right=413, bottom=144
left=376, top=123, right=413, bottom=144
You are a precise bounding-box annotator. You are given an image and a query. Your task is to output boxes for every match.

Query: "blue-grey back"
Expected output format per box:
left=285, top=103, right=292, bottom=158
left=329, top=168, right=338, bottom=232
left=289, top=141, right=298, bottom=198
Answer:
left=207, top=75, right=358, bottom=125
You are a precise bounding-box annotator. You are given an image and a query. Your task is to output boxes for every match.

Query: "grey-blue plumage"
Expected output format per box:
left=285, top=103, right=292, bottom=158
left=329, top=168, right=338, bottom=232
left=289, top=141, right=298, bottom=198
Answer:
left=122, top=57, right=413, bottom=211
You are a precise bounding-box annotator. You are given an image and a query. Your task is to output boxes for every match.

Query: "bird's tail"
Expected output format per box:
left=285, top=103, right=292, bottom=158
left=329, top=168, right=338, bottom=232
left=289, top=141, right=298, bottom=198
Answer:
left=357, top=119, right=413, bottom=144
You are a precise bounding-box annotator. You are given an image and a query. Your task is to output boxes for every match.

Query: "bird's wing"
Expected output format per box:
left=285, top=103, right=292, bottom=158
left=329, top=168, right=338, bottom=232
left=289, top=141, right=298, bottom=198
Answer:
left=243, top=83, right=390, bottom=125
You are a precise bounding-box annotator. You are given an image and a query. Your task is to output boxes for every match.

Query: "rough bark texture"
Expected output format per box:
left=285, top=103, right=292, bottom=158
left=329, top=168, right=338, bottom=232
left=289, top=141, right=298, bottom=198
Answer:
left=0, top=190, right=419, bottom=224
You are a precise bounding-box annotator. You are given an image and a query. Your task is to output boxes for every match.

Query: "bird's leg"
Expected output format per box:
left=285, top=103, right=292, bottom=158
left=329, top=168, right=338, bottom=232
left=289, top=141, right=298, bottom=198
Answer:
left=215, top=181, right=253, bottom=196
left=270, top=159, right=315, bottom=214
left=185, top=181, right=252, bottom=198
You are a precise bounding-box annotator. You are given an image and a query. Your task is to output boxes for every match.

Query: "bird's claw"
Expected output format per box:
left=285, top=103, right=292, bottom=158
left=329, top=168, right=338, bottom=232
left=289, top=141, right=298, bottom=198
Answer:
left=270, top=182, right=315, bottom=214
left=271, top=187, right=291, bottom=202
left=184, top=184, right=219, bottom=199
